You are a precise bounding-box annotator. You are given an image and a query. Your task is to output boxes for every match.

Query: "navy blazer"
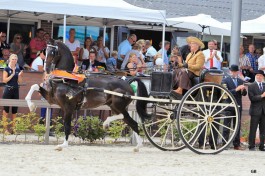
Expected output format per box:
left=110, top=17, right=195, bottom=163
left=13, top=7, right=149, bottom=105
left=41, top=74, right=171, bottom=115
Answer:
left=248, top=82, right=265, bottom=116
left=221, top=76, right=247, bottom=111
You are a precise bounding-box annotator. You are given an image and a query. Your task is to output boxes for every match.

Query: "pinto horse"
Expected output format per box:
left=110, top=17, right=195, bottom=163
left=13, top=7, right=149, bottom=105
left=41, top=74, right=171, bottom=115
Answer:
left=25, top=41, right=150, bottom=151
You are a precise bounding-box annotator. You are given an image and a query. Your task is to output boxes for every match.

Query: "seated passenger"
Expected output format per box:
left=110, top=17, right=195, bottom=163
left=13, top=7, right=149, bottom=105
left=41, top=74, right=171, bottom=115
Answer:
left=170, top=36, right=205, bottom=99
left=126, top=53, right=142, bottom=76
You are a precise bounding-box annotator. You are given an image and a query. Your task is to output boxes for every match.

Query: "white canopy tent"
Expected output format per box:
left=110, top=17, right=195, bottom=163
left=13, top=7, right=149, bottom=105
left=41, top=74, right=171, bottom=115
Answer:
left=0, top=0, right=166, bottom=52
left=224, top=14, right=265, bottom=34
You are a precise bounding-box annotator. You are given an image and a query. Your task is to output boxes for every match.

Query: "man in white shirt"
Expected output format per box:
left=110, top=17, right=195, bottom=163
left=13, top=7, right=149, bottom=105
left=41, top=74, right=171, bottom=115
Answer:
left=145, top=40, right=157, bottom=66
left=203, top=40, right=223, bottom=70
left=65, top=28, right=80, bottom=63
left=31, top=49, right=45, bottom=71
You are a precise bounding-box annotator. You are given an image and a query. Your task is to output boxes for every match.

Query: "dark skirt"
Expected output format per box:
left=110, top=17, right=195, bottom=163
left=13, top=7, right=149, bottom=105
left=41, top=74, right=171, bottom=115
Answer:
left=173, top=68, right=195, bottom=90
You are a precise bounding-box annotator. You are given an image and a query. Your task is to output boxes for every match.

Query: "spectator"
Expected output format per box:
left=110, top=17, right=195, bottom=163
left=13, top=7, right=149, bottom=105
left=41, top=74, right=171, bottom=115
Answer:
left=145, top=40, right=157, bottom=66
left=248, top=70, right=265, bottom=151
left=117, top=34, right=137, bottom=69
left=78, top=37, right=95, bottom=68
left=0, top=48, right=10, bottom=68
left=2, top=54, right=23, bottom=133
left=126, top=53, right=142, bottom=76
left=158, top=40, right=170, bottom=66
left=0, top=31, right=10, bottom=58
left=239, top=45, right=253, bottom=81
left=121, top=43, right=141, bottom=70
left=203, top=40, right=223, bottom=70
left=106, top=51, right=118, bottom=72
left=82, top=51, right=104, bottom=71
left=246, top=44, right=258, bottom=72
left=31, top=49, right=45, bottom=72
left=10, top=34, right=28, bottom=68
left=135, top=39, right=146, bottom=66
left=29, top=28, right=46, bottom=65
left=258, top=47, right=265, bottom=74
left=222, top=65, right=247, bottom=150
left=179, top=44, right=190, bottom=62
left=94, top=36, right=109, bottom=64
left=43, top=32, right=51, bottom=44
left=256, top=48, right=263, bottom=59
left=65, top=28, right=80, bottom=64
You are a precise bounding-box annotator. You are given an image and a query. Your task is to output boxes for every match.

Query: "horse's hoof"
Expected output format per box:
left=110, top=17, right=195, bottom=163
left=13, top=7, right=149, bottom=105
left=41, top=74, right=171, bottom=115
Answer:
left=29, top=104, right=37, bottom=112
left=133, top=148, right=139, bottom=152
left=55, top=146, right=63, bottom=151
left=102, top=123, right=109, bottom=130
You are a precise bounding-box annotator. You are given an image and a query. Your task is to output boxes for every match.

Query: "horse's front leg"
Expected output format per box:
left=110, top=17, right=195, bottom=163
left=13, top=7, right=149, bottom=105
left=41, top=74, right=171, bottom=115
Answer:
left=55, top=111, right=72, bottom=151
left=25, top=84, right=40, bottom=112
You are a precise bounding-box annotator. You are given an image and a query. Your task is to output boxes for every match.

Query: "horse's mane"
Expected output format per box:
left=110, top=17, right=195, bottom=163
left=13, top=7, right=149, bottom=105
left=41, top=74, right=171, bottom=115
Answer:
left=53, top=40, right=75, bottom=71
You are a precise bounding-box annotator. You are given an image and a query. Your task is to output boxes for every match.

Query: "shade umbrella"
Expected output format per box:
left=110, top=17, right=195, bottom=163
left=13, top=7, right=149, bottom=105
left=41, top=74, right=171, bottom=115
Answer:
left=167, top=14, right=231, bottom=36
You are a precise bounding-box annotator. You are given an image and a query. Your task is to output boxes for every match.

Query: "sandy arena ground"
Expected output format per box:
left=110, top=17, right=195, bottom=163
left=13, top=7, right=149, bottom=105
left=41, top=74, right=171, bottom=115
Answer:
left=0, top=139, right=265, bottom=176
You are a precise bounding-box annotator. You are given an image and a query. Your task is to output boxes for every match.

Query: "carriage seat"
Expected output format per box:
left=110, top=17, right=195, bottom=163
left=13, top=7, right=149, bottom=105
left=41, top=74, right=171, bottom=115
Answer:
left=51, top=70, right=85, bottom=83
left=199, top=69, right=224, bottom=84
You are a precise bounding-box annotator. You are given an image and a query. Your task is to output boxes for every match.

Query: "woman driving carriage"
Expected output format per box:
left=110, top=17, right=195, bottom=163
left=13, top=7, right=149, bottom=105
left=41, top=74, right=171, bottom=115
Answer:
left=170, top=36, right=205, bottom=99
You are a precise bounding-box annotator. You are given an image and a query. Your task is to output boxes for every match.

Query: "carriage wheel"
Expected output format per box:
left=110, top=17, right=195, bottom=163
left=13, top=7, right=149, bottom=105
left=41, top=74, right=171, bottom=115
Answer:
left=176, top=83, right=239, bottom=154
left=142, top=103, right=185, bottom=151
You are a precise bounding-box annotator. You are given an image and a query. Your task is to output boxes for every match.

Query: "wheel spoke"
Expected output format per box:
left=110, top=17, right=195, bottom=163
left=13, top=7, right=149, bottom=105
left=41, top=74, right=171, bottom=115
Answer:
left=151, top=119, right=170, bottom=138
left=188, top=94, right=206, bottom=116
left=182, top=106, right=205, bottom=118
left=209, top=123, right=217, bottom=150
left=214, top=116, right=237, bottom=120
left=182, top=123, right=197, bottom=138
left=160, top=123, right=171, bottom=147
left=210, top=91, right=228, bottom=116
left=209, top=86, right=215, bottom=113
left=213, top=120, right=235, bottom=132
left=171, top=124, right=175, bottom=148
left=144, top=118, right=168, bottom=127
left=212, top=122, right=228, bottom=144
left=212, top=103, right=235, bottom=117
left=202, top=122, right=208, bottom=150
left=199, top=87, right=207, bottom=115
left=191, top=122, right=206, bottom=147
left=156, top=113, right=170, bottom=117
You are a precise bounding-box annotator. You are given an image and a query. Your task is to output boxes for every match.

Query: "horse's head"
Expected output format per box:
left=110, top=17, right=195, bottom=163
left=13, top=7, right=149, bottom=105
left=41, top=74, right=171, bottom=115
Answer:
left=45, top=41, right=59, bottom=74
left=45, top=40, right=75, bottom=74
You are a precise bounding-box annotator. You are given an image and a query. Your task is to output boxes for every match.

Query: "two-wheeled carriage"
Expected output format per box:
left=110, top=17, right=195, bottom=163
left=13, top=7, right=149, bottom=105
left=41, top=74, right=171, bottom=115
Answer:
left=139, top=69, right=239, bottom=154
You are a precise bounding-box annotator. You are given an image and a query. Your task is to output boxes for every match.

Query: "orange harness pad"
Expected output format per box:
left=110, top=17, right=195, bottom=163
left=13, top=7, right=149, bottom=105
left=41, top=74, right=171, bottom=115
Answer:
left=51, top=70, right=85, bottom=83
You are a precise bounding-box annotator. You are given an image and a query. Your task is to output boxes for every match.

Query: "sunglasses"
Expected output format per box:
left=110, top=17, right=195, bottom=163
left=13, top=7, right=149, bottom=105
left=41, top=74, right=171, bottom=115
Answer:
left=16, top=37, right=22, bottom=39
left=1, top=36, right=6, bottom=38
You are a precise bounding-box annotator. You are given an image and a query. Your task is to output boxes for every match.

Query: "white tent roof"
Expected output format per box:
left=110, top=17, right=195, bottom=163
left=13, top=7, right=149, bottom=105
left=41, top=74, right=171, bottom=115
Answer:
left=0, top=0, right=166, bottom=26
left=167, top=14, right=231, bottom=36
left=224, top=14, right=265, bottom=34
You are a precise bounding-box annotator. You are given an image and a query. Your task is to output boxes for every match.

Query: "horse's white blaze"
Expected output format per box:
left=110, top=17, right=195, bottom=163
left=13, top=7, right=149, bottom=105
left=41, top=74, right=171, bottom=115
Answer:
left=103, top=114, right=124, bottom=129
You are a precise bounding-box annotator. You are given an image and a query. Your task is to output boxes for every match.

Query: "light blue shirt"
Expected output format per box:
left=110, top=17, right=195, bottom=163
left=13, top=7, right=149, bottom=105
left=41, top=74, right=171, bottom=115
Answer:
left=158, top=48, right=169, bottom=65
left=118, top=39, right=132, bottom=61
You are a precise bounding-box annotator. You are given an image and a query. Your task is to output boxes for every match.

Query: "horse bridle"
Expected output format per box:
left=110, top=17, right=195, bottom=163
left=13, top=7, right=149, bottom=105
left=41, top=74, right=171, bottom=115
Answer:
left=45, top=44, right=59, bottom=71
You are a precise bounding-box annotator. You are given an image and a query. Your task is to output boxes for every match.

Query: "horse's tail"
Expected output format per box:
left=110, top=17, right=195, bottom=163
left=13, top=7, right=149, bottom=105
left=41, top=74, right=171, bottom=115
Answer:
left=128, top=78, right=152, bottom=121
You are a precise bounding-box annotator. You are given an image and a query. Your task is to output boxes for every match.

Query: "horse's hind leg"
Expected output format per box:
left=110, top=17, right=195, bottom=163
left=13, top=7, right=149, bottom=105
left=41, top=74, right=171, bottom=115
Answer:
left=25, top=84, right=40, bottom=112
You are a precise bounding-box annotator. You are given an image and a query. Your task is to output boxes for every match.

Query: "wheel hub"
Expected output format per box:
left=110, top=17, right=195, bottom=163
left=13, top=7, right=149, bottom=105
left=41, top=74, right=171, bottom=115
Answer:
left=207, top=116, right=214, bottom=123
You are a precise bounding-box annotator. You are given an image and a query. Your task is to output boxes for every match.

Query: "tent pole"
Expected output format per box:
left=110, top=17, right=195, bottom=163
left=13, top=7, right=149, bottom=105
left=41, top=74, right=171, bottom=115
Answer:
left=110, top=26, right=115, bottom=52
left=63, top=14, right=66, bottom=43
left=220, top=34, right=223, bottom=53
left=6, top=18, right=10, bottom=44
left=103, top=25, right=106, bottom=46
left=162, top=22, right=166, bottom=62
left=229, top=0, right=242, bottom=66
